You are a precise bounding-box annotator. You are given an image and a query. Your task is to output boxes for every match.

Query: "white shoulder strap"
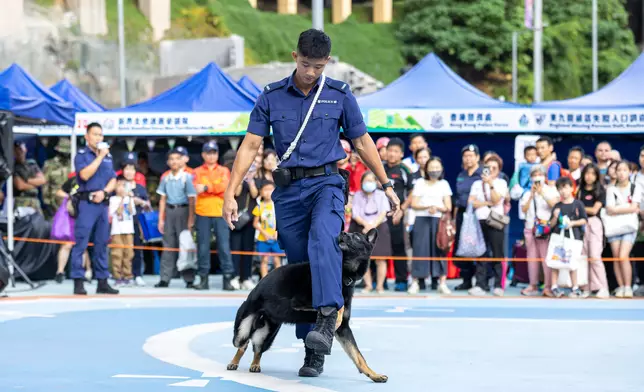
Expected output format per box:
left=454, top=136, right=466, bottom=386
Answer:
left=277, top=74, right=326, bottom=166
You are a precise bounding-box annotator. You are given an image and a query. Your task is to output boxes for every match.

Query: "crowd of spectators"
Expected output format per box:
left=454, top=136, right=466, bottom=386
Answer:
left=8, top=133, right=644, bottom=298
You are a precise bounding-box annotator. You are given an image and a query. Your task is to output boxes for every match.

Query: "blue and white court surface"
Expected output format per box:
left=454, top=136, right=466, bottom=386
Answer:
left=1, top=280, right=643, bottom=392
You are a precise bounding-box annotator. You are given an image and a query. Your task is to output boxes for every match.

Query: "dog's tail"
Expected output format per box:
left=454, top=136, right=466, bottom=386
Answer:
left=232, top=299, right=263, bottom=348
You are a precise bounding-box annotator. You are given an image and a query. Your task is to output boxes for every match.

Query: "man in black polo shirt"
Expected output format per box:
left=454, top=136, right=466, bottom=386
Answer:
left=384, top=137, right=414, bottom=291
left=453, top=144, right=482, bottom=290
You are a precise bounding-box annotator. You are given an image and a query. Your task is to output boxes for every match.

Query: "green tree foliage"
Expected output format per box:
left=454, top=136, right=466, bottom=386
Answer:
left=396, top=0, right=512, bottom=81
left=396, top=0, right=639, bottom=102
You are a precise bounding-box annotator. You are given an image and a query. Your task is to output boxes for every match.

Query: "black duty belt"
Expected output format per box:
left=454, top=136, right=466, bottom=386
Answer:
left=167, top=204, right=189, bottom=209
left=290, top=164, right=338, bottom=181
left=76, top=191, right=109, bottom=205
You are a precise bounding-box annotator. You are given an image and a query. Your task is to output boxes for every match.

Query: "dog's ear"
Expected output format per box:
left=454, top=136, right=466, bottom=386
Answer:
left=366, top=228, right=378, bottom=244
left=338, top=233, right=349, bottom=251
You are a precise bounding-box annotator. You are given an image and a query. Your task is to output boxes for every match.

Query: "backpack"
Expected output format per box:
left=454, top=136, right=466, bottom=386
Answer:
left=548, top=161, right=577, bottom=195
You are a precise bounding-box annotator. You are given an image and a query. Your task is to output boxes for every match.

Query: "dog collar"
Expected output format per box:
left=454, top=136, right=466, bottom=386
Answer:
left=343, top=277, right=354, bottom=287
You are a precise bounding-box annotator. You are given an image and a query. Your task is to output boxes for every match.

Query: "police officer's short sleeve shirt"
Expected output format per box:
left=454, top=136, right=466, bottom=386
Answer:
left=246, top=73, right=367, bottom=168
left=74, top=148, right=116, bottom=192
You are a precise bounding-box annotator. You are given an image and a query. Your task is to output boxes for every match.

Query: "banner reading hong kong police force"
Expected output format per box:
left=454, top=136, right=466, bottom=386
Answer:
left=364, top=108, right=644, bottom=134
left=74, top=112, right=251, bottom=136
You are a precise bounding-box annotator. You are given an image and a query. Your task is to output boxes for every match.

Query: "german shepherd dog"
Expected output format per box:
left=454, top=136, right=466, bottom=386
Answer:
left=226, top=228, right=388, bottom=383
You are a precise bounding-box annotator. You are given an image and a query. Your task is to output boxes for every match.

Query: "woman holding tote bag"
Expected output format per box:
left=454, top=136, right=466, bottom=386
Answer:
left=603, top=161, right=642, bottom=298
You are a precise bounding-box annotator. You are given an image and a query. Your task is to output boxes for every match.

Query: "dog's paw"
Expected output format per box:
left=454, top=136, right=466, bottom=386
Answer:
left=249, top=365, right=261, bottom=373
left=370, top=374, right=388, bottom=383
left=226, top=363, right=238, bottom=371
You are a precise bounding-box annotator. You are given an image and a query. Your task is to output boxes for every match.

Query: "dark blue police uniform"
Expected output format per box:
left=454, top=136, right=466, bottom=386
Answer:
left=70, top=147, right=116, bottom=281
left=247, top=73, right=366, bottom=340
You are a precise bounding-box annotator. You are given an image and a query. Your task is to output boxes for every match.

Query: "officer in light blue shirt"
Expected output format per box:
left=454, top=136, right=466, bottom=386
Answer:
left=71, top=122, right=119, bottom=295
left=223, top=29, right=400, bottom=378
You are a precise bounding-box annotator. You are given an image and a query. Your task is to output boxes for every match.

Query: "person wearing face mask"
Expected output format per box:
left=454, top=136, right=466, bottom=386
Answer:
left=408, top=157, right=453, bottom=294
left=349, top=172, right=391, bottom=294
left=519, top=165, right=559, bottom=297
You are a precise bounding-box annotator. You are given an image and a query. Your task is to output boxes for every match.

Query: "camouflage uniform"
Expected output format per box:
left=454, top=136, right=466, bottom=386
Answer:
left=42, top=139, right=72, bottom=219
left=14, top=159, right=44, bottom=216
left=145, top=172, right=160, bottom=209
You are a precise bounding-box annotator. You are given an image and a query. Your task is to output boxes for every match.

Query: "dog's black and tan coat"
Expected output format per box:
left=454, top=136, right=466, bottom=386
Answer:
left=227, top=229, right=388, bottom=383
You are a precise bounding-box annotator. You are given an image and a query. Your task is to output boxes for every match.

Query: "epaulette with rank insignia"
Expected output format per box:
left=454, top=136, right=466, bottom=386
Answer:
left=325, top=77, right=349, bottom=94
left=264, top=78, right=288, bottom=94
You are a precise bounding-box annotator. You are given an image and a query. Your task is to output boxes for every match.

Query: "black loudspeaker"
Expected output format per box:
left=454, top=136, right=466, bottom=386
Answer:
left=0, top=112, right=14, bottom=183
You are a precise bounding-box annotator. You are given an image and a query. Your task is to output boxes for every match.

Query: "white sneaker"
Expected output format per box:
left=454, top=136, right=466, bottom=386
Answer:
left=492, top=288, right=504, bottom=297
left=407, top=280, right=419, bottom=294
left=241, top=279, right=256, bottom=290
left=468, top=286, right=487, bottom=296
left=230, top=277, right=241, bottom=290
left=135, top=276, right=146, bottom=287
left=437, top=283, right=451, bottom=295
left=624, top=286, right=633, bottom=298
left=595, top=288, right=609, bottom=299
left=614, top=287, right=625, bottom=298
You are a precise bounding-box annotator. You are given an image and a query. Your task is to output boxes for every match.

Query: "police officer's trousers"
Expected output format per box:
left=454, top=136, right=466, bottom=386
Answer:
left=272, top=174, right=345, bottom=341
left=70, top=200, right=110, bottom=280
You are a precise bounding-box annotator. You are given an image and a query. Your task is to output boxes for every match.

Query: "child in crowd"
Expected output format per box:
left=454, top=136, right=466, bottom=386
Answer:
left=511, top=145, right=539, bottom=200
left=253, top=181, right=282, bottom=278
left=549, top=177, right=588, bottom=298
left=155, top=148, right=197, bottom=288
left=109, top=179, right=136, bottom=285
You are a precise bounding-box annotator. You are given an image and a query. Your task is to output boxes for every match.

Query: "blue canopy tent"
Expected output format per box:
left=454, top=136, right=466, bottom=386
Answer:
left=113, top=62, right=255, bottom=113
left=74, top=62, right=257, bottom=139
left=72, top=61, right=257, bottom=173
left=0, top=64, right=75, bottom=126
left=237, top=75, right=262, bottom=99
left=357, top=53, right=526, bottom=134
left=533, top=53, right=644, bottom=108
left=529, top=53, right=644, bottom=133
left=51, top=79, right=105, bottom=113
left=0, top=65, right=75, bottom=264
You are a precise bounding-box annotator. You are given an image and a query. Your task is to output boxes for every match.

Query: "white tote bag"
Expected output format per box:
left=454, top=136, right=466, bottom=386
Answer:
left=600, top=185, right=639, bottom=237
left=177, top=230, right=198, bottom=271
left=557, top=257, right=589, bottom=287
left=545, top=228, right=584, bottom=271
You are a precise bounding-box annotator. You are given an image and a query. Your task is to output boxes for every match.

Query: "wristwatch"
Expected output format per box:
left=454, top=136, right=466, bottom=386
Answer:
left=382, top=181, right=394, bottom=190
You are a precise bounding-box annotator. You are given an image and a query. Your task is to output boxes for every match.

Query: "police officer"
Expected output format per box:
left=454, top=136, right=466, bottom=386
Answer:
left=71, top=122, right=119, bottom=295
left=223, top=29, right=399, bottom=378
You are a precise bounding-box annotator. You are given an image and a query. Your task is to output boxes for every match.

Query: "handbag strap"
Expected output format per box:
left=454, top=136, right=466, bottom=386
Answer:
left=277, top=74, right=327, bottom=166
left=240, top=192, right=250, bottom=213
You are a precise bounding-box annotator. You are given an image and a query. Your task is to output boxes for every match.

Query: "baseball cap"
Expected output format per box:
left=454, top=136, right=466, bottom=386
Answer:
left=174, top=146, right=189, bottom=156
left=340, top=139, right=351, bottom=154
left=123, top=152, right=137, bottom=166
left=168, top=146, right=188, bottom=157
left=376, top=137, right=390, bottom=150
left=203, top=141, right=219, bottom=153
left=461, top=144, right=479, bottom=156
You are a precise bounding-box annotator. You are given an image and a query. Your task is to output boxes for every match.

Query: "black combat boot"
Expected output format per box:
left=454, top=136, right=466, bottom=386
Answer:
left=305, top=306, right=337, bottom=355
left=73, top=279, right=87, bottom=295
left=298, top=347, right=325, bottom=377
left=96, top=279, right=119, bottom=294
left=222, top=275, right=235, bottom=291
left=194, top=274, right=209, bottom=290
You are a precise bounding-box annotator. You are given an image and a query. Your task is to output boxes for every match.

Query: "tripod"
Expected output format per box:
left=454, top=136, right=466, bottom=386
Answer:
left=0, top=234, right=46, bottom=293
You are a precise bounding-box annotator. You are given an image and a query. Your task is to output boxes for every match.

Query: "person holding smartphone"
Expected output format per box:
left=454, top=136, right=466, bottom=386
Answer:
left=519, top=165, right=559, bottom=296
left=70, top=122, right=119, bottom=295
